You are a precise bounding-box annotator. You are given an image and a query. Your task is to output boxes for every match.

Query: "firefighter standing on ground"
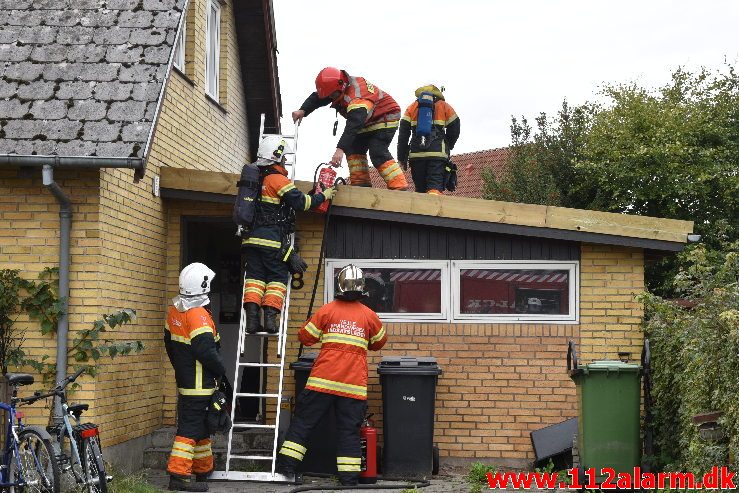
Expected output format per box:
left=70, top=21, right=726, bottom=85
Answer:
left=397, top=84, right=460, bottom=195
left=242, top=135, right=336, bottom=334
left=292, top=67, right=409, bottom=190
left=276, top=265, right=388, bottom=486
left=165, top=263, right=224, bottom=492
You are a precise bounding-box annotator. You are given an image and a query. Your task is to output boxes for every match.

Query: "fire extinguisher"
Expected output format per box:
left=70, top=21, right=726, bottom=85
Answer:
left=313, top=163, right=337, bottom=214
left=359, top=413, right=377, bottom=484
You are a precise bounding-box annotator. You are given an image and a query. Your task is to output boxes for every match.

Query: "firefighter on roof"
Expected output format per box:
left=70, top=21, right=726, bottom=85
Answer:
left=165, top=263, right=224, bottom=492
left=242, top=135, right=336, bottom=334
left=292, top=67, right=409, bottom=190
left=276, top=265, right=388, bottom=486
left=397, top=84, right=460, bottom=195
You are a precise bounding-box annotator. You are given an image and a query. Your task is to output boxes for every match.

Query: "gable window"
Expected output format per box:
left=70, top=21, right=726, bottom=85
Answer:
left=452, top=261, right=579, bottom=323
left=325, top=260, right=449, bottom=322
left=205, top=0, right=221, bottom=99
left=173, top=13, right=186, bottom=71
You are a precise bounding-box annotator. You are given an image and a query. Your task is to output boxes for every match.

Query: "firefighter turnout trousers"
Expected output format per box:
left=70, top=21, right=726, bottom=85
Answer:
left=242, top=245, right=289, bottom=310
left=278, top=389, right=367, bottom=483
left=346, top=128, right=407, bottom=190
left=167, top=395, right=214, bottom=478
left=410, top=158, right=447, bottom=195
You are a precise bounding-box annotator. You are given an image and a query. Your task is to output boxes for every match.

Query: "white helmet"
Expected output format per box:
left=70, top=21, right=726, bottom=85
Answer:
left=256, top=135, right=293, bottom=166
left=179, top=262, right=216, bottom=296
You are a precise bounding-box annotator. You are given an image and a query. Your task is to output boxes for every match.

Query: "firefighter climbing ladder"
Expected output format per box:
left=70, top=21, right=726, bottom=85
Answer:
left=211, top=116, right=298, bottom=483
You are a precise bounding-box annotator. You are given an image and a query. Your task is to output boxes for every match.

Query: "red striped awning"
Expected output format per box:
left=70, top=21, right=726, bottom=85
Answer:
left=364, top=269, right=568, bottom=283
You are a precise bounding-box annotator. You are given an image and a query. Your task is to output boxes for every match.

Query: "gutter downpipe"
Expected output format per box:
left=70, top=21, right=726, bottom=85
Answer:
left=41, top=165, right=71, bottom=417
left=0, top=156, right=145, bottom=415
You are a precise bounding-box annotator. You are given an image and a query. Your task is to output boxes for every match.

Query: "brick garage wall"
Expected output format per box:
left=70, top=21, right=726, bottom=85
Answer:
left=266, top=215, right=646, bottom=467
left=0, top=167, right=102, bottom=425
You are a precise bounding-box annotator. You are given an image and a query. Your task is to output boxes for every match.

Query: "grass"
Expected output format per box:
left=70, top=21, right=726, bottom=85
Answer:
left=465, top=461, right=496, bottom=492
left=108, top=470, right=164, bottom=493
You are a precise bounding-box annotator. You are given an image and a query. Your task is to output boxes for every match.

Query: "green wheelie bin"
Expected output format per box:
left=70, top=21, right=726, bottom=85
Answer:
left=567, top=341, right=641, bottom=483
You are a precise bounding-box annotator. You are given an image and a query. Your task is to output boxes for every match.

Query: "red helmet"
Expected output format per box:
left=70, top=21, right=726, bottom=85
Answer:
left=315, top=67, right=347, bottom=99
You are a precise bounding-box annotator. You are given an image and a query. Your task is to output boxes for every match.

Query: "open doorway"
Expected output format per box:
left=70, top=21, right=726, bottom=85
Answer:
left=181, top=217, right=263, bottom=423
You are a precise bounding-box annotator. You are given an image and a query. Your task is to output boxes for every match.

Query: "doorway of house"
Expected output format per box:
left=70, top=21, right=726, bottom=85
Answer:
left=182, top=217, right=263, bottom=423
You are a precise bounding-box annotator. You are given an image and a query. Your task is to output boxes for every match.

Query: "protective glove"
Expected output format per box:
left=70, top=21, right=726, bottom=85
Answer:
left=287, top=250, right=308, bottom=275
left=322, top=186, right=337, bottom=201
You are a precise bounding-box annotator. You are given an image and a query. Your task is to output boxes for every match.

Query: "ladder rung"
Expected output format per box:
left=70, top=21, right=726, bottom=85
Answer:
left=238, top=362, right=281, bottom=368
left=232, top=423, right=276, bottom=429
left=245, top=333, right=278, bottom=338
left=235, top=393, right=279, bottom=398
left=230, top=455, right=274, bottom=461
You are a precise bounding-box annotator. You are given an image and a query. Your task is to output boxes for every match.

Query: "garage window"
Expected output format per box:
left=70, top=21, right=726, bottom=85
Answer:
left=324, top=260, right=449, bottom=322
left=452, top=261, right=579, bottom=323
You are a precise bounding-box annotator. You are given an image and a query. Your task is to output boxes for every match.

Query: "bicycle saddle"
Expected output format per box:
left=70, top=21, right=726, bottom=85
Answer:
left=6, top=373, right=34, bottom=386
left=68, top=403, right=89, bottom=418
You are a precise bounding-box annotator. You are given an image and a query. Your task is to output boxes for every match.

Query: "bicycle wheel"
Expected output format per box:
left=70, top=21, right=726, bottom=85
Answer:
left=82, top=437, right=108, bottom=493
left=11, top=428, right=61, bottom=493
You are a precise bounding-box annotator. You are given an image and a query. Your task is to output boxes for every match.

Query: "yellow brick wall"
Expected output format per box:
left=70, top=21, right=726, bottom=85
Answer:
left=0, top=167, right=100, bottom=424
left=579, top=244, right=645, bottom=364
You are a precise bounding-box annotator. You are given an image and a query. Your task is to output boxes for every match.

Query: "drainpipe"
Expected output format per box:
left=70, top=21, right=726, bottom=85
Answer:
left=41, top=165, right=72, bottom=416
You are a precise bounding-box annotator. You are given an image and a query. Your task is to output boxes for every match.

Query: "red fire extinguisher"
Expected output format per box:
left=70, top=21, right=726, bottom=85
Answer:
left=313, top=163, right=337, bottom=214
left=359, top=413, right=378, bottom=484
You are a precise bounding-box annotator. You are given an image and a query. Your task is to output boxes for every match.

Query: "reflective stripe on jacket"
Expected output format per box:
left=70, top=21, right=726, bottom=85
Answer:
left=164, top=306, right=225, bottom=396
left=397, top=99, right=460, bottom=162
left=298, top=299, right=387, bottom=400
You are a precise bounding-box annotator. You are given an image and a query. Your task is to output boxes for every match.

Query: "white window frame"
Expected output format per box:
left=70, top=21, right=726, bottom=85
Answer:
left=451, top=260, right=580, bottom=324
left=173, top=12, right=186, bottom=71
left=205, top=0, right=221, bottom=100
left=324, top=259, right=450, bottom=323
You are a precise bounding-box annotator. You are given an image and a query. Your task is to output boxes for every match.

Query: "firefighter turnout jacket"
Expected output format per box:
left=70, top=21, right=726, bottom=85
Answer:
left=397, top=97, right=460, bottom=163
left=242, top=165, right=326, bottom=251
left=299, top=299, right=388, bottom=400
left=164, top=306, right=225, bottom=396
left=300, top=74, right=401, bottom=154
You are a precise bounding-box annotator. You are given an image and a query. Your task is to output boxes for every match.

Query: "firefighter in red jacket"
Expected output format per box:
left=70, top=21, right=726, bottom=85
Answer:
left=165, top=263, right=225, bottom=492
left=276, top=265, right=388, bottom=486
left=292, top=67, right=408, bottom=190
left=397, top=84, right=460, bottom=195
left=242, top=135, right=336, bottom=334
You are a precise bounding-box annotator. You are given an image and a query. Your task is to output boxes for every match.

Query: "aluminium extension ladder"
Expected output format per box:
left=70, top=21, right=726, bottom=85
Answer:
left=210, top=118, right=299, bottom=483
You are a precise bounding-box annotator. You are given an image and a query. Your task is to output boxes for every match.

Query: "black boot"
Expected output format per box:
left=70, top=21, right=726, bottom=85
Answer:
left=244, top=302, right=260, bottom=334
left=168, top=475, right=209, bottom=492
left=194, top=469, right=213, bottom=482
left=262, top=306, right=281, bottom=334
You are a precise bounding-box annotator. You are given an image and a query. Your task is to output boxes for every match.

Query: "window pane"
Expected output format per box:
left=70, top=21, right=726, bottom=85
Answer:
left=459, top=269, right=570, bottom=315
left=333, top=268, right=442, bottom=314
left=206, top=3, right=219, bottom=96
left=173, top=24, right=185, bottom=69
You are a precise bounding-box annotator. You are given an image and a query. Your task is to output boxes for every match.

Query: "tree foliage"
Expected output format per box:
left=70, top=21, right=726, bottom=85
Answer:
left=483, top=65, right=739, bottom=294
left=640, top=241, right=739, bottom=471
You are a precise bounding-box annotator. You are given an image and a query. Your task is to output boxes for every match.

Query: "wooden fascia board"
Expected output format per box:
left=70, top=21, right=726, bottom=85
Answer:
left=159, top=167, right=693, bottom=244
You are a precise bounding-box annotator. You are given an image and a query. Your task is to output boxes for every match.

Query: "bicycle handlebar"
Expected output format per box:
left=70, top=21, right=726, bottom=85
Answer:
left=15, top=367, right=87, bottom=405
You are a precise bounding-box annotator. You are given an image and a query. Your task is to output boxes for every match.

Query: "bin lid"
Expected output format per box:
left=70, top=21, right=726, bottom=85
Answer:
left=289, top=351, right=318, bottom=370
left=377, top=356, right=442, bottom=376
left=583, top=360, right=640, bottom=372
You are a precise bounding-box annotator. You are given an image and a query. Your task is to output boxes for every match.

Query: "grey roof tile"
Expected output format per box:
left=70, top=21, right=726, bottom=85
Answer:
left=57, top=26, right=95, bottom=45
left=108, top=101, right=146, bottom=121
left=82, top=121, right=121, bottom=141
left=93, top=81, right=132, bottom=101
left=29, top=99, right=69, bottom=120
left=67, top=99, right=107, bottom=120
left=67, top=44, right=107, bottom=63
left=56, top=140, right=97, bottom=156
left=17, top=80, right=55, bottom=100
left=56, top=81, right=94, bottom=99
left=92, top=26, right=132, bottom=45
left=0, top=0, right=184, bottom=158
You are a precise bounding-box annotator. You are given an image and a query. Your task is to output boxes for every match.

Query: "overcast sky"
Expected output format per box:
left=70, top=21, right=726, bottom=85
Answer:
left=272, top=1, right=739, bottom=182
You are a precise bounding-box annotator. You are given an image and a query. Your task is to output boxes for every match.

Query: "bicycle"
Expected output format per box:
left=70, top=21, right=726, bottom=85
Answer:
left=27, top=368, right=108, bottom=493
left=1, top=372, right=61, bottom=493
